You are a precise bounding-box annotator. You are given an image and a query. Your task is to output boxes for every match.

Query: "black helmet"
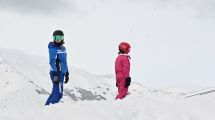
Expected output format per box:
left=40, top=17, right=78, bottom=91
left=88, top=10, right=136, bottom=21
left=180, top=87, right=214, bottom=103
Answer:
left=53, top=30, right=64, bottom=36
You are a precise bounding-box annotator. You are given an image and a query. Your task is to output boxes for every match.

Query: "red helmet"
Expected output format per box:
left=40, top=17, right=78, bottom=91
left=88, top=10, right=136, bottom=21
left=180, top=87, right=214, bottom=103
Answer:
left=119, top=42, right=131, bottom=54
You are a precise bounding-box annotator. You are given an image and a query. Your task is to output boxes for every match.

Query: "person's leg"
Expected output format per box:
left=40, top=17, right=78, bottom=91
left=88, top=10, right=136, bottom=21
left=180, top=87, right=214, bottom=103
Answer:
left=45, top=72, right=64, bottom=105
left=45, top=73, right=55, bottom=105
left=55, top=72, right=64, bottom=102
left=116, top=78, right=128, bottom=99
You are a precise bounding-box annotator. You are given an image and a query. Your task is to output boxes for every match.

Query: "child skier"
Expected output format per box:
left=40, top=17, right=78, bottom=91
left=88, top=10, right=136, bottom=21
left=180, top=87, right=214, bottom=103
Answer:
left=45, top=30, right=69, bottom=105
left=115, top=42, right=131, bottom=99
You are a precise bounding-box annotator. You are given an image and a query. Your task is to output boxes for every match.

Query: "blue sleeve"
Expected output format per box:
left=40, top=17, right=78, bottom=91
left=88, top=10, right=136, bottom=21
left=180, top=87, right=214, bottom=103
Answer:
left=48, top=43, right=57, bottom=72
left=59, top=47, right=69, bottom=75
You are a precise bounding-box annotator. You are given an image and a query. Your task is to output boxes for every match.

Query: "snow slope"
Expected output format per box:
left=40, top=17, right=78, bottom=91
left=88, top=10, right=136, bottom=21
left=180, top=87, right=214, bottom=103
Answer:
left=0, top=48, right=215, bottom=120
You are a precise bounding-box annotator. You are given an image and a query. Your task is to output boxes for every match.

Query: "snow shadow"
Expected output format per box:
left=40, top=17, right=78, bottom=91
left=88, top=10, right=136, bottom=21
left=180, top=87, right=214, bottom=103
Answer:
left=64, top=87, right=107, bottom=101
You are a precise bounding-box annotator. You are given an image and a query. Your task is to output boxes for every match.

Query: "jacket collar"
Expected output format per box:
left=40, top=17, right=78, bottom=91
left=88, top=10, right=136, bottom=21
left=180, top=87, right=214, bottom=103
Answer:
left=118, top=54, right=131, bottom=59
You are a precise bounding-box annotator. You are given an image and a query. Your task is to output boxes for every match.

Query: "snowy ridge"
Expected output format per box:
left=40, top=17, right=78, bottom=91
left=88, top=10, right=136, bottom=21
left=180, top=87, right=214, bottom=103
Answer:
left=0, top=48, right=148, bottom=103
left=0, top=49, right=116, bottom=102
left=0, top=48, right=215, bottom=120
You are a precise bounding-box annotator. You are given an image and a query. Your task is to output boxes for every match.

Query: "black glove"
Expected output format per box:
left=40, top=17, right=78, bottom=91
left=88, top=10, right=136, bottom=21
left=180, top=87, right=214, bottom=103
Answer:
left=116, top=83, right=118, bottom=87
left=64, top=72, right=69, bottom=84
left=125, top=77, right=131, bottom=87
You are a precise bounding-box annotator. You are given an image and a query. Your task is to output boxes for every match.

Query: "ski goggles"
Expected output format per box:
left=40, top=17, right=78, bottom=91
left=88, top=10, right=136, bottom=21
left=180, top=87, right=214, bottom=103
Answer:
left=53, top=35, right=64, bottom=42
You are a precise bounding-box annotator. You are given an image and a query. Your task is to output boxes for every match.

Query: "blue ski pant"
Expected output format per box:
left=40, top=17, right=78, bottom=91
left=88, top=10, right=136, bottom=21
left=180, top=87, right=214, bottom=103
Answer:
left=45, top=72, right=64, bottom=106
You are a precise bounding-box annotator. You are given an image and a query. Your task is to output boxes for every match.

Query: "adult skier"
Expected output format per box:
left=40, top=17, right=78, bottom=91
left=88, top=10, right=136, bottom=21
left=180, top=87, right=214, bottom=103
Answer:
left=115, top=42, right=131, bottom=99
left=45, top=30, right=69, bottom=105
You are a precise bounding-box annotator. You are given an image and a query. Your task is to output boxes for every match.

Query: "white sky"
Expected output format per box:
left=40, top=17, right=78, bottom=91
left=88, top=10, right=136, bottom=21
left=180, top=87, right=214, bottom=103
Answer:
left=0, top=0, right=215, bottom=88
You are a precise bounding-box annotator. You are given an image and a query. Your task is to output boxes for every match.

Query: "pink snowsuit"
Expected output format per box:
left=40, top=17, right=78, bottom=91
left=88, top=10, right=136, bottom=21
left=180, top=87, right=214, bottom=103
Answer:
left=115, top=54, right=130, bottom=99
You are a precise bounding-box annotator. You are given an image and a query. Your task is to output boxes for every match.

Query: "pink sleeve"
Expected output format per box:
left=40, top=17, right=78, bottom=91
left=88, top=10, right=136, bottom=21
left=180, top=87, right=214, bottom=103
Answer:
left=122, top=57, right=130, bottom=78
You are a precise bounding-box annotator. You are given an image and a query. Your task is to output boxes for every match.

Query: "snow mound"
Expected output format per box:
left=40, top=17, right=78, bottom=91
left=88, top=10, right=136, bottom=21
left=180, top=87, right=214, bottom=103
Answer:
left=0, top=48, right=215, bottom=120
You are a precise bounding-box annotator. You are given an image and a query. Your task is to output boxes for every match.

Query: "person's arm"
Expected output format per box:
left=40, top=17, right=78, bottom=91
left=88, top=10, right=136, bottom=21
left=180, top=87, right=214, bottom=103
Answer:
left=49, top=43, right=58, bottom=73
left=122, top=57, right=130, bottom=78
left=59, top=47, right=69, bottom=75
left=60, top=47, right=69, bottom=83
left=122, top=56, right=131, bottom=87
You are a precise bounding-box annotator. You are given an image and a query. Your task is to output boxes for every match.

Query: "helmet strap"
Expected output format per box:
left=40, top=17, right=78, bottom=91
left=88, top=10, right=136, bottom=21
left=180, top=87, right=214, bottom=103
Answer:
left=118, top=49, right=125, bottom=54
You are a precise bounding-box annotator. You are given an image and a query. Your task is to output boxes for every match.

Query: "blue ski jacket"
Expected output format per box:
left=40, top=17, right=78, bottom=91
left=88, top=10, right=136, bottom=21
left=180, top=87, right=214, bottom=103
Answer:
left=48, top=42, right=69, bottom=75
